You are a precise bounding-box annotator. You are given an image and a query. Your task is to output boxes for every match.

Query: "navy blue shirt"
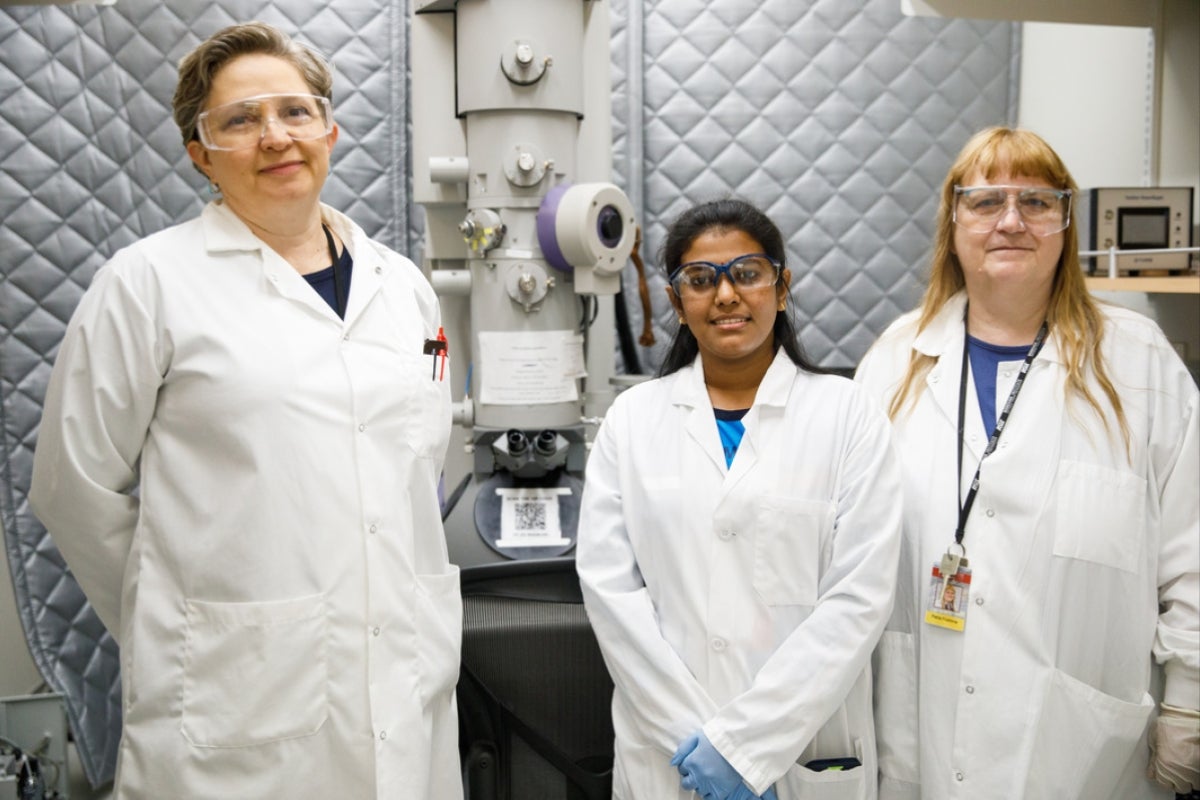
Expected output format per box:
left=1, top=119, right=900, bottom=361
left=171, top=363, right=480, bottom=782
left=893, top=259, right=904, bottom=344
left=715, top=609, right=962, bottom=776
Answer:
left=967, top=335, right=1033, bottom=435
left=303, top=246, right=354, bottom=317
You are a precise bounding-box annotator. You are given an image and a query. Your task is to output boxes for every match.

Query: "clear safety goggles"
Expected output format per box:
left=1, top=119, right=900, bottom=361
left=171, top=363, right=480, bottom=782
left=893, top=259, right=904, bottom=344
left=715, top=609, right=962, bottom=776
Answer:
left=953, top=185, right=1072, bottom=235
left=668, top=254, right=781, bottom=297
left=196, top=93, right=333, bottom=151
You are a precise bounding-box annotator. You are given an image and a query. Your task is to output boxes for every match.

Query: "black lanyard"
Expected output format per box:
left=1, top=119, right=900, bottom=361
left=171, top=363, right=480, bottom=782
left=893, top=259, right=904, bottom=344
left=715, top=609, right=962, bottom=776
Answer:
left=953, top=317, right=1048, bottom=545
left=322, top=225, right=347, bottom=319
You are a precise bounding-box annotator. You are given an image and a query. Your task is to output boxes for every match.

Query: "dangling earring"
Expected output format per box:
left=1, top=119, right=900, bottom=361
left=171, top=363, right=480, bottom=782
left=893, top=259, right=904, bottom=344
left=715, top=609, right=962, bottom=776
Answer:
left=208, top=181, right=221, bottom=195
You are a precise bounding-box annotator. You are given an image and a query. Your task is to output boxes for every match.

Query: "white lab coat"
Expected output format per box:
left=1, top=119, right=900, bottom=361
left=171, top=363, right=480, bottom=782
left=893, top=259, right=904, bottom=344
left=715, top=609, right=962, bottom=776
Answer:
left=577, top=350, right=902, bottom=799
left=856, top=291, right=1199, bottom=800
left=29, top=201, right=463, bottom=800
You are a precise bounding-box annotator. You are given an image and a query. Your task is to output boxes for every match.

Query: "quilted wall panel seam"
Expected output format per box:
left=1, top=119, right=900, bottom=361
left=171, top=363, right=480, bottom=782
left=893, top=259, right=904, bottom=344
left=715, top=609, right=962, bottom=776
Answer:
left=622, top=0, right=645, bottom=225
left=1008, top=24, right=1022, bottom=125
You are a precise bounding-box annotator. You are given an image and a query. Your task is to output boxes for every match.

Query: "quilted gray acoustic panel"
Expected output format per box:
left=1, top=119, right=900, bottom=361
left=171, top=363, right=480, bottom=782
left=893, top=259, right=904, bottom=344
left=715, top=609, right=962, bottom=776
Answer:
left=1, top=0, right=413, bottom=786
left=610, top=0, right=1018, bottom=372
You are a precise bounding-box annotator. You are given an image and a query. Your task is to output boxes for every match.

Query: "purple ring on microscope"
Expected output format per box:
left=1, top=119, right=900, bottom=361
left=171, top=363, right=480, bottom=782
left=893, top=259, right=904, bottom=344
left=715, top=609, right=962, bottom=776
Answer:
left=536, top=184, right=573, bottom=272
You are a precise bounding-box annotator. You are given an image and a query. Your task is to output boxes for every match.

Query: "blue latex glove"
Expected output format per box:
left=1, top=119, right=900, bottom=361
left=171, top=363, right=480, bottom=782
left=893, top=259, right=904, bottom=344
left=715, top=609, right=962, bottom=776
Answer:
left=670, top=731, right=747, bottom=799
left=726, top=784, right=764, bottom=800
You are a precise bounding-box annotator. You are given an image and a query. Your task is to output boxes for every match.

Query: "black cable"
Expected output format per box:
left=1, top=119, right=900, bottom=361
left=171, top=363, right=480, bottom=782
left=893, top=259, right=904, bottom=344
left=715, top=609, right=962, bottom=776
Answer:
left=613, top=277, right=642, bottom=374
left=582, top=296, right=598, bottom=329
left=442, top=473, right=472, bottom=522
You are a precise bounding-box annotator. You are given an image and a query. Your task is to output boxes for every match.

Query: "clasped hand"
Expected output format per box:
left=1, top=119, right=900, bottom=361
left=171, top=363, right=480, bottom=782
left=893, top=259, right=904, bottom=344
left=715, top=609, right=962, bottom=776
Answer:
left=670, top=732, right=778, bottom=800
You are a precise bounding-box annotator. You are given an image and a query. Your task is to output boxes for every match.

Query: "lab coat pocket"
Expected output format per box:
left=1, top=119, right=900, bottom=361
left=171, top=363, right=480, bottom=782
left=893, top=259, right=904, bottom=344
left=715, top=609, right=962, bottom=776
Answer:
left=416, top=567, right=463, bottom=703
left=1052, top=460, right=1145, bottom=572
left=780, top=738, right=870, bottom=800
left=401, top=351, right=452, bottom=460
left=753, top=497, right=832, bottom=605
left=181, top=593, right=328, bottom=747
left=1023, top=668, right=1154, bottom=799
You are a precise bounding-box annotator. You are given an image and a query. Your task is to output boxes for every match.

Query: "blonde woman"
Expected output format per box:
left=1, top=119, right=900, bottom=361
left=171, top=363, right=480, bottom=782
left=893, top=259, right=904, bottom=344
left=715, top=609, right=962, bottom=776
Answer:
left=857, top=127, right=1198, bottom=800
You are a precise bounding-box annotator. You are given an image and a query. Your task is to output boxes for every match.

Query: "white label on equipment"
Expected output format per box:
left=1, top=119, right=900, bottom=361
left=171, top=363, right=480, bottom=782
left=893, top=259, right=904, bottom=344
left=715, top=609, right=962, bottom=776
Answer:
left=496, top=486, right=572, bottom=548
left=478, top=330, right=585, bottom=405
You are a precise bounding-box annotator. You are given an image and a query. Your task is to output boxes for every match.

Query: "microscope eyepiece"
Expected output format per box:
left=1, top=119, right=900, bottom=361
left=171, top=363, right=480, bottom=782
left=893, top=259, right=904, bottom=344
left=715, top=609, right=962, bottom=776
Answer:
left=534, top=429, right=558, bottom=456
left=596, top=205, right=623, bottom=249
left=506, top=429, right=529, bottom=456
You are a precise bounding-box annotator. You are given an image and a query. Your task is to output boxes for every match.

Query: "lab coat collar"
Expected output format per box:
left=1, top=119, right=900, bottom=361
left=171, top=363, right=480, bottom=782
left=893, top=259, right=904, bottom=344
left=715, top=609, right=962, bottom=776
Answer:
left=668, top=348, right=797, bottom=410
left=751, top=349, right=800, bottom=408
left=669, top=349, right=797, bottom=476
left=913, top=290, right=1061, bottom=461
left=200, top=201, right=388, bottom=326
left=912, top=289, right=1064, bottom=366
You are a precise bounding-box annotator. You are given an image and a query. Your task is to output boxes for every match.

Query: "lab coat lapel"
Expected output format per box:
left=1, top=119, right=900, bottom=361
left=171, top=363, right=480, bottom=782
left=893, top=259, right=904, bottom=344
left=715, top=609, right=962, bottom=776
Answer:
left=915, top=293, right=986, bottom=464
left=201, top=202, right=346, bottom=323
left=321, top=206, right=388, bottom=328
left=673, top=361, right=728, bottom=475
left=724, top=350, right=794, bottom=487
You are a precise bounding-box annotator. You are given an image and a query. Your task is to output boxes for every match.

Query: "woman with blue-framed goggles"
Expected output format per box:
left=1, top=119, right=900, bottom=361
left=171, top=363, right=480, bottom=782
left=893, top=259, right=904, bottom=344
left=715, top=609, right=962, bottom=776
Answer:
left=668, top=253, right=782, bottom=297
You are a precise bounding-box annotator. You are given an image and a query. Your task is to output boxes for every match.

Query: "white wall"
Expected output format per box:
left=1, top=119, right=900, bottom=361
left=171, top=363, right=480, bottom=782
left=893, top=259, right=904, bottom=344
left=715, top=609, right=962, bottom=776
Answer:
left=1018, top=4, right=1200, bottom=369
left=1019, top=23, right=1153, bottom=189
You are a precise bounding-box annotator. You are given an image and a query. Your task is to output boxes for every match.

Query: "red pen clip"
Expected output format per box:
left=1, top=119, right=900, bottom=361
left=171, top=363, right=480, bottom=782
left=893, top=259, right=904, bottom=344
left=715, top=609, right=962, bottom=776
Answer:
left=423, top=328, right=448, bottom=382
left=436, top=326, right=448, bottom=381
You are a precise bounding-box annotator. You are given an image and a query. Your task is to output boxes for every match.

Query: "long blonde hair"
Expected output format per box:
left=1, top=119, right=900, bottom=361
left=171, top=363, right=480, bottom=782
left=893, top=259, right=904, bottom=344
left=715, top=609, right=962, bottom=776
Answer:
left=887, top=127, right=1128, bottom=450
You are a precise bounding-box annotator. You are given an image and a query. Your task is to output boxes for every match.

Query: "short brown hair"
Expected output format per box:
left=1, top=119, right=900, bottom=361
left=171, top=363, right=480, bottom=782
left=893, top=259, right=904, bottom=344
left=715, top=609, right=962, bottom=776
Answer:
left=172, top=21, right=333, bottom=147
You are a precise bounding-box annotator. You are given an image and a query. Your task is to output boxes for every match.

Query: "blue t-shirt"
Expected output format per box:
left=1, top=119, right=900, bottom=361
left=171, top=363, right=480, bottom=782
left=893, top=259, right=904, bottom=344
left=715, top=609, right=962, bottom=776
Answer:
left=967, top=335, right=1033, bottom=435
left=303, top=246, right=354, bottom=317
left=714, top=408, right=748, bottom=467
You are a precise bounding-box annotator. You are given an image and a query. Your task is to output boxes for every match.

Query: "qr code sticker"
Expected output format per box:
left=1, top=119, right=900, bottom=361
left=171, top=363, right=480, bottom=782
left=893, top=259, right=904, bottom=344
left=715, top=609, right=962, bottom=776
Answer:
left=514, top=500, right=548, bottom=532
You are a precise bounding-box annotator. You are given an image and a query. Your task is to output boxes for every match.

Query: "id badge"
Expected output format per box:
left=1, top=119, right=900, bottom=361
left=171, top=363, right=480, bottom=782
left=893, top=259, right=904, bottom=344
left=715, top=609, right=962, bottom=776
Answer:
left=924, top=560, right=972, bottom=632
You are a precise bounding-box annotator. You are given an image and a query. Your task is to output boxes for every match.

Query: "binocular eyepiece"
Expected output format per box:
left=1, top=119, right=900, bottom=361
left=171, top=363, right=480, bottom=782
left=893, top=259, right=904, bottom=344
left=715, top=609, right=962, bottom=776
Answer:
left=497, top=429, right=565, bottom=477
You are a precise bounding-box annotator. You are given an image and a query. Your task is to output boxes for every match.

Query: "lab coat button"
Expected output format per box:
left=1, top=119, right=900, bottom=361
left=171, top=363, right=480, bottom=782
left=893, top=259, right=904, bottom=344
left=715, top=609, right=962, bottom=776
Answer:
left=369, top=524, right=378, bottom=534
left=358, top=423, right=366, bottom=432
left=718, top=529, right=733, bottom=541
left=985, top=508, right=995, bottom=517
left=965, top=685, right=975, bottom=694
left=374, top=265, right=382, bottom=274
left=955, top=772, right=964, bottom=781
left=975, top=596, right=984, bottom=606
left=711, top=637, right=727, bottom=652
left=379, top=730, right=387, bottom=741
left=343, top=333, right=350, bottom=341
left=372, top=626, right=381, bottom=636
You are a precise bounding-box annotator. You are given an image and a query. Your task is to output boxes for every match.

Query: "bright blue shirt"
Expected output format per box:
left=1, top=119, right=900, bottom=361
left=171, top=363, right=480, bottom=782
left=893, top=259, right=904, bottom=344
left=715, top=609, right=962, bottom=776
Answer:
left=967, top=335, right=1033, bottom=435
left=714, top=408, right=748, bottom=467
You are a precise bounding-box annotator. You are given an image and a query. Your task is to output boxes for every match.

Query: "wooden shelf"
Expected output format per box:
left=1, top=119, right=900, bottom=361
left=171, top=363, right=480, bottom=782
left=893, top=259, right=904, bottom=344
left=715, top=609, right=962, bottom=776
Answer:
left=1085, top=276, right=1200, bottom=294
